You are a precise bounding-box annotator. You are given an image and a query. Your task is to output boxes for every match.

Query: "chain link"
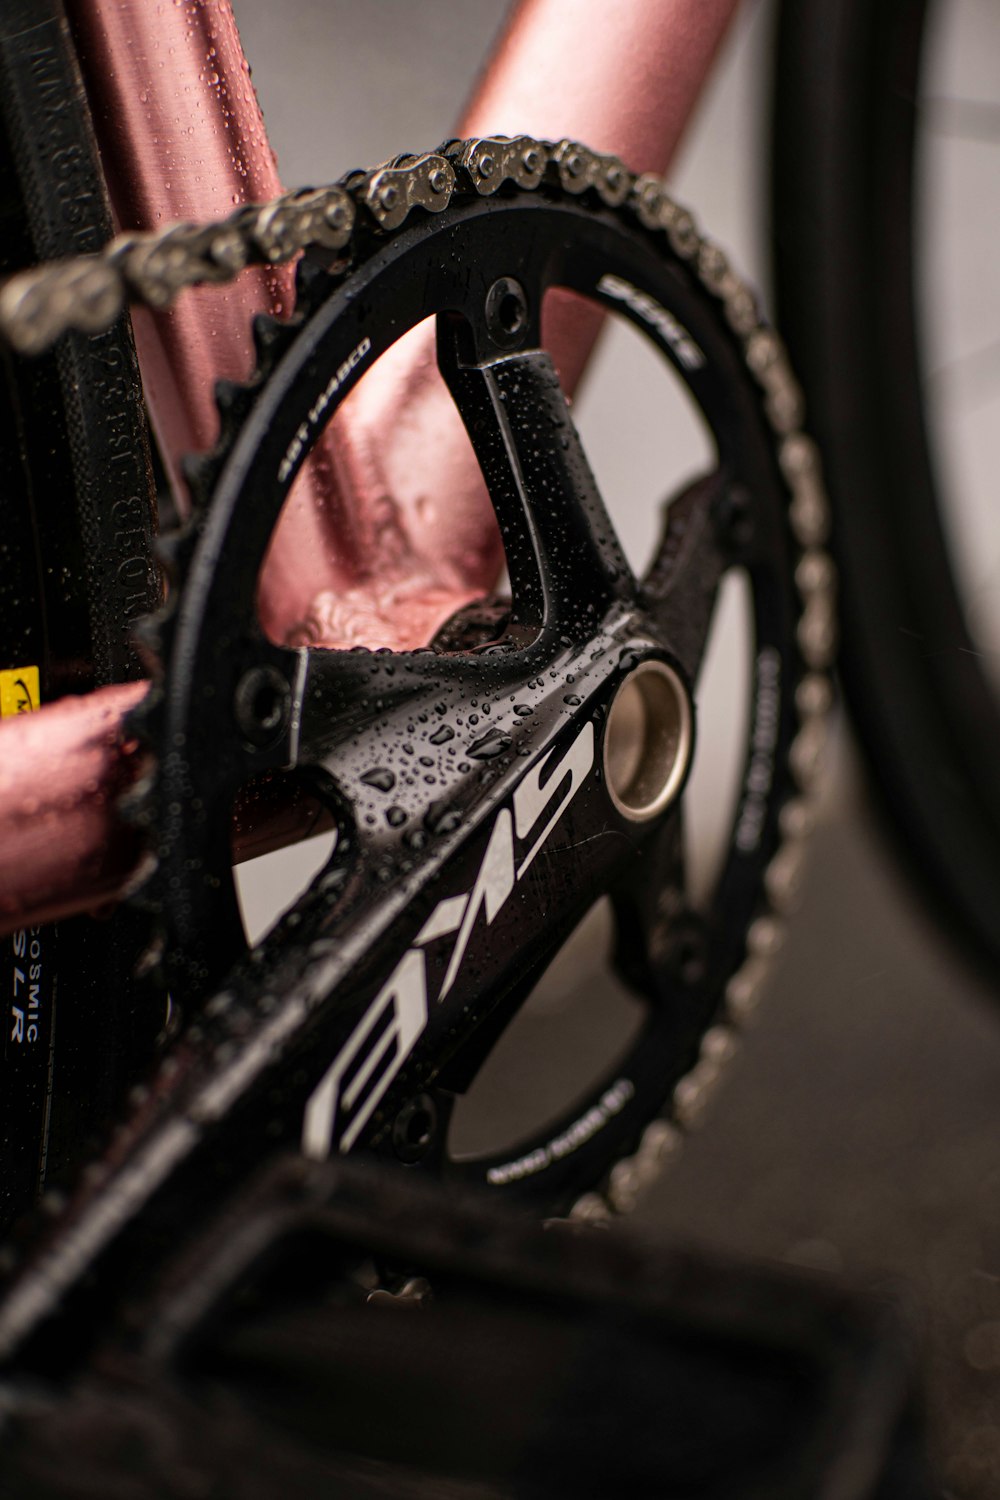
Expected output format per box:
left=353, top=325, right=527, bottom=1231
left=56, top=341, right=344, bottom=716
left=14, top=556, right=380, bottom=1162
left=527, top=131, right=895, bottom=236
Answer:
left=0, top=136, right=835, bottom=1222
left=0, top=182, right=355, bottom=355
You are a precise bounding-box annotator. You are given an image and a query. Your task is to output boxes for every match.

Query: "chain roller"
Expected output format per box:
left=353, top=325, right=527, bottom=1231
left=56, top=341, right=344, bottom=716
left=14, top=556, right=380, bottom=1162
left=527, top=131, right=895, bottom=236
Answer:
left=548, top=139, right=629, bottom=205
left=443, top=134, right=547, bottom=195
left=359, top=151, right=455, bottom=229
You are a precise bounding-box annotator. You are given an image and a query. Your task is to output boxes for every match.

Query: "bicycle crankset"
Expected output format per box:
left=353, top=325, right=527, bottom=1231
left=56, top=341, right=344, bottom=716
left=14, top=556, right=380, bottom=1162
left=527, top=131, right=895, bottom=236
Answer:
left=0, top=140, right=833, bottom=1365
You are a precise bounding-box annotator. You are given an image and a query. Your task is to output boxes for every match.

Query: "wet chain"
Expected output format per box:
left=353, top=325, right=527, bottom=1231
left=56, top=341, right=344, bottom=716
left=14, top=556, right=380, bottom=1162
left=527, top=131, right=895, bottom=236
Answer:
left=0, top=136, right=836, bottom=1223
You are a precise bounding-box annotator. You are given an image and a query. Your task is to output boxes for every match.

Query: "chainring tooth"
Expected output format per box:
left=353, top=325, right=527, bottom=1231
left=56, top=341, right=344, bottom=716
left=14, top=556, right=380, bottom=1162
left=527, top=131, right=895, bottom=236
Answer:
left=251, top=310, right=285, bottom=362
left=294, top=254, right=333, bottom=308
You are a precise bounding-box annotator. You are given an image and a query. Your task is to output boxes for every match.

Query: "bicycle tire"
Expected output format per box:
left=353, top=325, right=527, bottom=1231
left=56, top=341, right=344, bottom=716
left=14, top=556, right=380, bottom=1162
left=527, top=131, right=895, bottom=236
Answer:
left=0, top=0, right=161, bottom=1230
left=771, top=0, right=1000, bottom=987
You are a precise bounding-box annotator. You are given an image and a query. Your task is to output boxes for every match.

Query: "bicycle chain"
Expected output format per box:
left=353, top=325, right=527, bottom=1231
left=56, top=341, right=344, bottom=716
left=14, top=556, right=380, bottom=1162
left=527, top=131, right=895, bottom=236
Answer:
left=0, top=136, right=835, bottom=1225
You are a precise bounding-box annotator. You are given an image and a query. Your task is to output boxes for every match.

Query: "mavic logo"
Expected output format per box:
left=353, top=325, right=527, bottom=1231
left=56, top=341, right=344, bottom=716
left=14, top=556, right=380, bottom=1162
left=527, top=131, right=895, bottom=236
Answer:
left=302, top=720, right=595, bottom=1158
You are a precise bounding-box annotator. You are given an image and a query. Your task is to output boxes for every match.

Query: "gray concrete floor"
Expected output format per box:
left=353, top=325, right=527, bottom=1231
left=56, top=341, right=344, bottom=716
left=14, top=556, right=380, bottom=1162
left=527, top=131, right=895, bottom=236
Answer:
left=230, top=3, right=1000, bottom=1491
left=639, top=744, right=1000, bottom=1496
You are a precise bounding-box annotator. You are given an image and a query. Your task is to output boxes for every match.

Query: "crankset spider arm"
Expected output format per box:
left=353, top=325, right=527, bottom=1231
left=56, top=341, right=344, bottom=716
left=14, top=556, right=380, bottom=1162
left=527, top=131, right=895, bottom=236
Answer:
left=434, top=313, right=633, bottom=632
left=0, top=626, right=685, bottom=1369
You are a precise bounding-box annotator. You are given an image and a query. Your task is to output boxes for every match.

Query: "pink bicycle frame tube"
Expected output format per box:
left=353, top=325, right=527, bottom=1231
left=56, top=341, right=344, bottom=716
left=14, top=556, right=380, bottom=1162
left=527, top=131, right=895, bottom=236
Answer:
left=0, top=0, right=740, bottom=934
left=66, top=0, right=739, bottom=651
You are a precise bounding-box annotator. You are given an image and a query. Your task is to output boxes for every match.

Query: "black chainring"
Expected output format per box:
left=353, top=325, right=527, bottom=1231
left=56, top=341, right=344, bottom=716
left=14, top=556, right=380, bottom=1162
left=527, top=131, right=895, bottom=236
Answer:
left=0, top=165, right=821, bottom=1373
left=133, top=181, right=806, bottom=1209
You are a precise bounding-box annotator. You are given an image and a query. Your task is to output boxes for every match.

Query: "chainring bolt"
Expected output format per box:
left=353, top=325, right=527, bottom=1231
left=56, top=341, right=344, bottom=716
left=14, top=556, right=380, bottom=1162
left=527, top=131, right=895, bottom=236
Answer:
left=392, top=1093, right=438, bottom=1164
left=713, top=484, right=754, bottom=554
left=484, top=276, right=528, bottom=347
left=234, top=665, right=291, bottom=747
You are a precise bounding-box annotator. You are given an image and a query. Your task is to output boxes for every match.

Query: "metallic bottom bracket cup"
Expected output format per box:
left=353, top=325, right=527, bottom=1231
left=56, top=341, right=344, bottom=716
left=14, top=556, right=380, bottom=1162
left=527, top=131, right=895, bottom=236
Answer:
left=602, top=659, right=693, bottom=822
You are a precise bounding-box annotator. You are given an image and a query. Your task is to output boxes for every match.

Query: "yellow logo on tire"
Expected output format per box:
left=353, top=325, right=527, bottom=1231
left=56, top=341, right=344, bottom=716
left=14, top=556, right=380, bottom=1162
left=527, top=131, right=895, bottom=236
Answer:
left=0, top=666, right=40, bottom=717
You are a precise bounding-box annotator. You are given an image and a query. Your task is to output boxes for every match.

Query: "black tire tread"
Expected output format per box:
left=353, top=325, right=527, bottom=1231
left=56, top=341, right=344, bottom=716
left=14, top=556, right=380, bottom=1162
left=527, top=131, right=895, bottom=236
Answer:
left=772, top=0, right=1000, bottom=988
